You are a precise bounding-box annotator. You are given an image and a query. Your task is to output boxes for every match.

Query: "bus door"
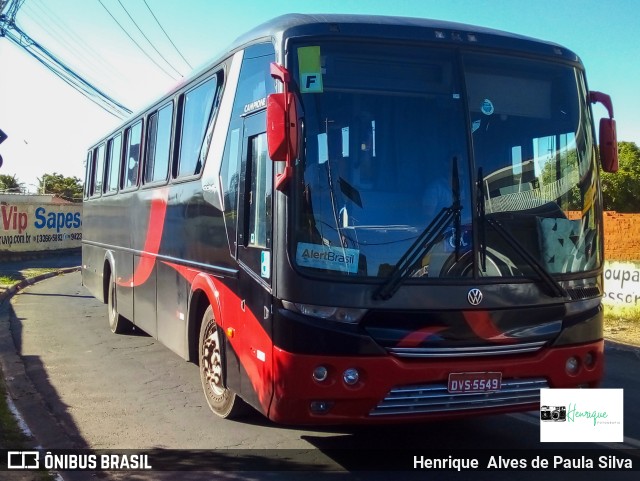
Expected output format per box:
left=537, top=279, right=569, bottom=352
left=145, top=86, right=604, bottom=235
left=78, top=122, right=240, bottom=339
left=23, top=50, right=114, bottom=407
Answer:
left=235, top=110, right=274, bottom=408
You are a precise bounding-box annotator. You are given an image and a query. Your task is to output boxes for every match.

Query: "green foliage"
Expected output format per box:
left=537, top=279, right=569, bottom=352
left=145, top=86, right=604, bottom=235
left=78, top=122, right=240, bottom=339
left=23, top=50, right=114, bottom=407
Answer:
left=601, top=141, right=640, bottom=212
left=38, top=173, right=83, bottom=202
left=0, top=174, right=23, bottom=192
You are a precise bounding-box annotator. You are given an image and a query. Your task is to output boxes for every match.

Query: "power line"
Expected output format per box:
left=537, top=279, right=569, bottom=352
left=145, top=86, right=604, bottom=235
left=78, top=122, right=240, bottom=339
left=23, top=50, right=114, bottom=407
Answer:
left=116, top=0, right=184, bottom=77
left=2, top=0, right=131, bottom=119
left=23, top=0, right=125, bottom=88
left=143, top=0, right=192, bottom=70
left=3, top=22, right=132, bottom=119
left=96, top=0, right=179, bottom=81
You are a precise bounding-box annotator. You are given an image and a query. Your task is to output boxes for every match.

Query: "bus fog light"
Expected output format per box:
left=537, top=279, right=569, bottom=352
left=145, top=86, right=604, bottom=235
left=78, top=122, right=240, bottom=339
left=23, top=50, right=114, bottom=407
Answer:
left=343, top=368, right=360, bottom=386
left=309, top=400, right=333, bottom=414
left=565, top=356, right=579, bottom=375
left=313, top=366, right=329, bottom=382
left=584, top=351, right=596, bottom=368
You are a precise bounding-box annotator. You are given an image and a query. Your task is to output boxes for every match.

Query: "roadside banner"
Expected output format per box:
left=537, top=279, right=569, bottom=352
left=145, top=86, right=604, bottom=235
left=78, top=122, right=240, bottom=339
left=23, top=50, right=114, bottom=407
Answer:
left=0, top=202, right=82, bottom=253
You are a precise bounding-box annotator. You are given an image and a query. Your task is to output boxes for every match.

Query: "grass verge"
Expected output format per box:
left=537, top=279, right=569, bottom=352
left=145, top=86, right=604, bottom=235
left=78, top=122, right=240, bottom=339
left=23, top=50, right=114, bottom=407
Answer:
left=0, top=274, right=19, bottom=285
left=604, top=305, right=640, bottom=323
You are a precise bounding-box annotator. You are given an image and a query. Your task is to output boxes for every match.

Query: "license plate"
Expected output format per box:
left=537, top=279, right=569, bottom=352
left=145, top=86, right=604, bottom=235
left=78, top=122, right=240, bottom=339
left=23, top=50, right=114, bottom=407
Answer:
left=448, top=372, right=502, bottom=393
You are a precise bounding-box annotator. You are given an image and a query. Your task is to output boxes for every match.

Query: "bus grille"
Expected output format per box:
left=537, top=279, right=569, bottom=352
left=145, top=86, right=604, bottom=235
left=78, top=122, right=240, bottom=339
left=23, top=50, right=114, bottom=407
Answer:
left=387, top=341, right=547, bottom=358
left=566, top=286, right=601, bottom=300
left=369, top=378, right=547, bottom=416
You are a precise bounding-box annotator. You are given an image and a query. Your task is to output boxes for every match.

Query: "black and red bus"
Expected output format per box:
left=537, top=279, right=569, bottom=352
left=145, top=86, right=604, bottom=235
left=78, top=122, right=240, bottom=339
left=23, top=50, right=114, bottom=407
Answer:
left=82, top=14, right=618, bottom=425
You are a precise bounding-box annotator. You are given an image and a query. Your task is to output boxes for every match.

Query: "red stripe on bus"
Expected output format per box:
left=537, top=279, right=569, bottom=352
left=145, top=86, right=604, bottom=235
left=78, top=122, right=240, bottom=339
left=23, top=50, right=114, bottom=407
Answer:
left=462, top=310, right=514, bottom=343
left=117, top=190, right=168, bottom=287
left=396, top=326, right=447, bottom=348
left=163, top=261, right=274, bottom=413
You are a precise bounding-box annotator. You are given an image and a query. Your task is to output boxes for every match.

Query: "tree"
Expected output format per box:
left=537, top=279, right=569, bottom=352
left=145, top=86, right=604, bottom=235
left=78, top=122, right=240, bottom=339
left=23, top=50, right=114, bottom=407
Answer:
left=38, top=173, right=83, bottom=202
left=0, top=174, right=24, bottom=193
left=600, top=141, right=640, bottom=212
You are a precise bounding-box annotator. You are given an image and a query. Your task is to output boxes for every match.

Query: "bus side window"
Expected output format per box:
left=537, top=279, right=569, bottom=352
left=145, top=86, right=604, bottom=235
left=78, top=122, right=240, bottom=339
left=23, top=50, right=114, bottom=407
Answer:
left=176, top=77, right=217, bottom=178
left=106, top=133, right=122, bottom=193
left=144, top=102, right=173, bottom=184
left=84, top=151, right=93, bottom=199
left=123, top=120, right=143, bottom=189
left=92, top=143, right=106, bottom=197
left=247, top=133, right=272, bottom=248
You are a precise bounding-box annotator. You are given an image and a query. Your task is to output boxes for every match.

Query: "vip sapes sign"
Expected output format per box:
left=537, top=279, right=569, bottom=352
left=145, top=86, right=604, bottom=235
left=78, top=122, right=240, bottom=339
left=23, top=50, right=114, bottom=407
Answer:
left=0, top=202, right=82, bottom=253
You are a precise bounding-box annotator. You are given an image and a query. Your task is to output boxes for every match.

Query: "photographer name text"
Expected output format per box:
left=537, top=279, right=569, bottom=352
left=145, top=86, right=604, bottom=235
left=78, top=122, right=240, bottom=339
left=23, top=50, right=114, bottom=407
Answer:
left=413, top=455, right=633, bottom=471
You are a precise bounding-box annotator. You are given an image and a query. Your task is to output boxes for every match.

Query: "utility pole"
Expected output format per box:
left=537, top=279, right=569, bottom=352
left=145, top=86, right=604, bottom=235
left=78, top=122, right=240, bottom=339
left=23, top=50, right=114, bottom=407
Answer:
left=1, top=0, right=131, bottom=119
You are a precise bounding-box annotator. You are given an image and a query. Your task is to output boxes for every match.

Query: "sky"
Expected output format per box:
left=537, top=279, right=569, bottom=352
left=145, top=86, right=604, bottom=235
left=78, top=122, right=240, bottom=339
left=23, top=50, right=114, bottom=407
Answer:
left=0, top=0, right=638, bottom=192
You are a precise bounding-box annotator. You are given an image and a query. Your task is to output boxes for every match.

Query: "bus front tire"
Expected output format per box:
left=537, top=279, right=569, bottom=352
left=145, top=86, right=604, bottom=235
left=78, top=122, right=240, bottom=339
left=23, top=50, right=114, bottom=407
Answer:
left=107, top=276, right=132, bottom=334
left=198, top=306, right=248, bottom=419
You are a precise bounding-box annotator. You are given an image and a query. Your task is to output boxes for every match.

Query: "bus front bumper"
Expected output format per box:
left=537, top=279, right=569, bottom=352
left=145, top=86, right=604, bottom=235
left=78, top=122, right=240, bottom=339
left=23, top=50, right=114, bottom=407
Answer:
left=267, top=340, right=603, bottom=425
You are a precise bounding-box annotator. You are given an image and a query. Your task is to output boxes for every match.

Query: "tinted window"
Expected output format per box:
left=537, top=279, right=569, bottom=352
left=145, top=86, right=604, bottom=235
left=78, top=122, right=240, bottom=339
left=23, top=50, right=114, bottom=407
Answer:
left=106, top=133, right=122, bottom=193
left=92, top=143, right=106, bottom=197
left=124, top=120, right=143, bottom=189
left=177, top=77, right=217, bottom=177
left=144, top=103, right=173, bottom=184
left=84, top=151, right=92, bottom=199
left=220, top=43, right=275, bottom=256
left=247, top=133, right=272, bottom=248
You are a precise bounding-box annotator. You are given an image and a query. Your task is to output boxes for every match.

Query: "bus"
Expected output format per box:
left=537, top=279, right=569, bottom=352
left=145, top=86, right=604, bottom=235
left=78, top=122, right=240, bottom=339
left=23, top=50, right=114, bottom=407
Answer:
left=82, top=14, right=619, bottom=425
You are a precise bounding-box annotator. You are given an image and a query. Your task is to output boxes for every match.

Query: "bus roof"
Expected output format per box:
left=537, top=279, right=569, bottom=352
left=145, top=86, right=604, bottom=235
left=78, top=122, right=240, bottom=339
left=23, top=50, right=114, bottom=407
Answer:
left=88, top=13, right=581, bottom=148
left=232, top=13, right=580, bottom=63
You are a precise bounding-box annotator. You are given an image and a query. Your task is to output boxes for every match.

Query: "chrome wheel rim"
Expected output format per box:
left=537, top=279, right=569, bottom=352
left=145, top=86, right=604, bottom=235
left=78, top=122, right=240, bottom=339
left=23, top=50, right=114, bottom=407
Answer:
left=202, top=323, right=224, bottom=396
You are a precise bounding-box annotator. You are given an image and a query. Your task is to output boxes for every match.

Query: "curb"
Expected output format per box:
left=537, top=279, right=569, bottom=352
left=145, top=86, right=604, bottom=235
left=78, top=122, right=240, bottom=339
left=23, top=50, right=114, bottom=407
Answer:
left=0, top=267, right=80, bottom=306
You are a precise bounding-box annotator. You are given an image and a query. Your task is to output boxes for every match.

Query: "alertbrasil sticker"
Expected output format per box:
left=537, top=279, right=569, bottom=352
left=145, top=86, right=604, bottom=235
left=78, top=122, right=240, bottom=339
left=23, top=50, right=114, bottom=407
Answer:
left=296, top=242, right=359, bottom=274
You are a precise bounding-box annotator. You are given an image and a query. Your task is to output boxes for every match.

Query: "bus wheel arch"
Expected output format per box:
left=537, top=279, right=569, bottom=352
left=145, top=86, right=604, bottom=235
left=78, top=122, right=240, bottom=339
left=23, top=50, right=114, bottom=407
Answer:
left=105, top=262, right=132, bottom=334
left=102, top=259, right=112, bottom=305
left=188, top=288, right=210, bottom=364
left=198, top=304, right=249, bottom=419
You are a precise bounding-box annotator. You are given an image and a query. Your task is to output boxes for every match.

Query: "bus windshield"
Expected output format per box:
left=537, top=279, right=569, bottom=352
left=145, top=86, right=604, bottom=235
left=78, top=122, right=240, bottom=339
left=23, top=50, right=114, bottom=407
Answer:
left=291, top=41, right=600, bottom=280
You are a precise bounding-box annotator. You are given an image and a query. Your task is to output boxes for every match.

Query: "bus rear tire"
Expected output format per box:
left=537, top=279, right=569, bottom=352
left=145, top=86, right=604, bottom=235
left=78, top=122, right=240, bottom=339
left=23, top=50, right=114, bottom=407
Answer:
left=107, top=276, right=132, bottom=334
left=199, top=305, right=248, bottom=419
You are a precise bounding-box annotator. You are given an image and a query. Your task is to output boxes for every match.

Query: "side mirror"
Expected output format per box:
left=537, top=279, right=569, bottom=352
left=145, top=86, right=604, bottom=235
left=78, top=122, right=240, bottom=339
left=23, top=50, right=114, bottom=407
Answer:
left=266, top=93, right=298, bottom=162
left=589, top=91, right=618, bottom=173
left=599, top=118, right=618, bottom=173
left=267, top=62, right=299, bottom=190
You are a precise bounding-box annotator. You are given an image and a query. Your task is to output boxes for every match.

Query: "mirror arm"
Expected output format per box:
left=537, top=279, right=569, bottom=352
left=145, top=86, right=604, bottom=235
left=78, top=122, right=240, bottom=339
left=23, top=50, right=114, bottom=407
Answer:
left=589, top=91, right=614, bottom=119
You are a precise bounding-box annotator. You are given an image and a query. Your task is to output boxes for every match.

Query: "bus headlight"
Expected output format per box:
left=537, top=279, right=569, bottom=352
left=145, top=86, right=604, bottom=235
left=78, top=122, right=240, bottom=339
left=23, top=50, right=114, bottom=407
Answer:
left=313, top=366, right=329, bottom=382
left=282, top=301, right=367, bottom=323
left=565, top=356, right=580, bottom=375
left=343, top=368, right=360, bottom=386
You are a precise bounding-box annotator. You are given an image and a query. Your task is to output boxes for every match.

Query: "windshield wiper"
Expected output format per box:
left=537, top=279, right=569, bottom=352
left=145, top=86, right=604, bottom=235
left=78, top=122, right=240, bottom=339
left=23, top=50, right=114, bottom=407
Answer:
left=476, top=168, right=565, bottom=298
left=373, top=158, right=462, bottom=301
left=484, top=217, right=568, bottom=298
left=372, top=205, right=457, bottom=300
left=477, top=167, right=487, bottom=272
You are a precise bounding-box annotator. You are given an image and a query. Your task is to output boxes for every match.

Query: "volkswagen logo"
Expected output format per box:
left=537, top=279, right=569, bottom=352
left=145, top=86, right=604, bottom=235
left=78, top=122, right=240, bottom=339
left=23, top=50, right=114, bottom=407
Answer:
left=467, top=288, right=483, bottom=306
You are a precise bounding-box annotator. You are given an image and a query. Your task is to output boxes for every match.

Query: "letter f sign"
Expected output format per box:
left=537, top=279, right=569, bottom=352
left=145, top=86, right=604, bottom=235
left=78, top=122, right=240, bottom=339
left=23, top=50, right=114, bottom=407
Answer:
left=301, top=73, right=323, bottom=93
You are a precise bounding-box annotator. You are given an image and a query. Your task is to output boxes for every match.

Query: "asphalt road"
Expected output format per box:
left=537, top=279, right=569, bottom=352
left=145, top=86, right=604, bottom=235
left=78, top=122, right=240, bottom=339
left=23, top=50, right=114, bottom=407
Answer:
left=3, top=272, right=640, bottom=480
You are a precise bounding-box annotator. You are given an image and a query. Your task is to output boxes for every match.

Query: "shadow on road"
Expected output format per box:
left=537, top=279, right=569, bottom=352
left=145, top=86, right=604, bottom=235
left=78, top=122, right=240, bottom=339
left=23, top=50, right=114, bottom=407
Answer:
left=1, top=300, right=90, bottom=451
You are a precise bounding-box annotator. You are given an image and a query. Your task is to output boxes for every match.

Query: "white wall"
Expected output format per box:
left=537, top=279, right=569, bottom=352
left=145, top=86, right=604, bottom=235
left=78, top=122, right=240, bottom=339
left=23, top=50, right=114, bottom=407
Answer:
left=603, top=261, right=640, bottom=307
